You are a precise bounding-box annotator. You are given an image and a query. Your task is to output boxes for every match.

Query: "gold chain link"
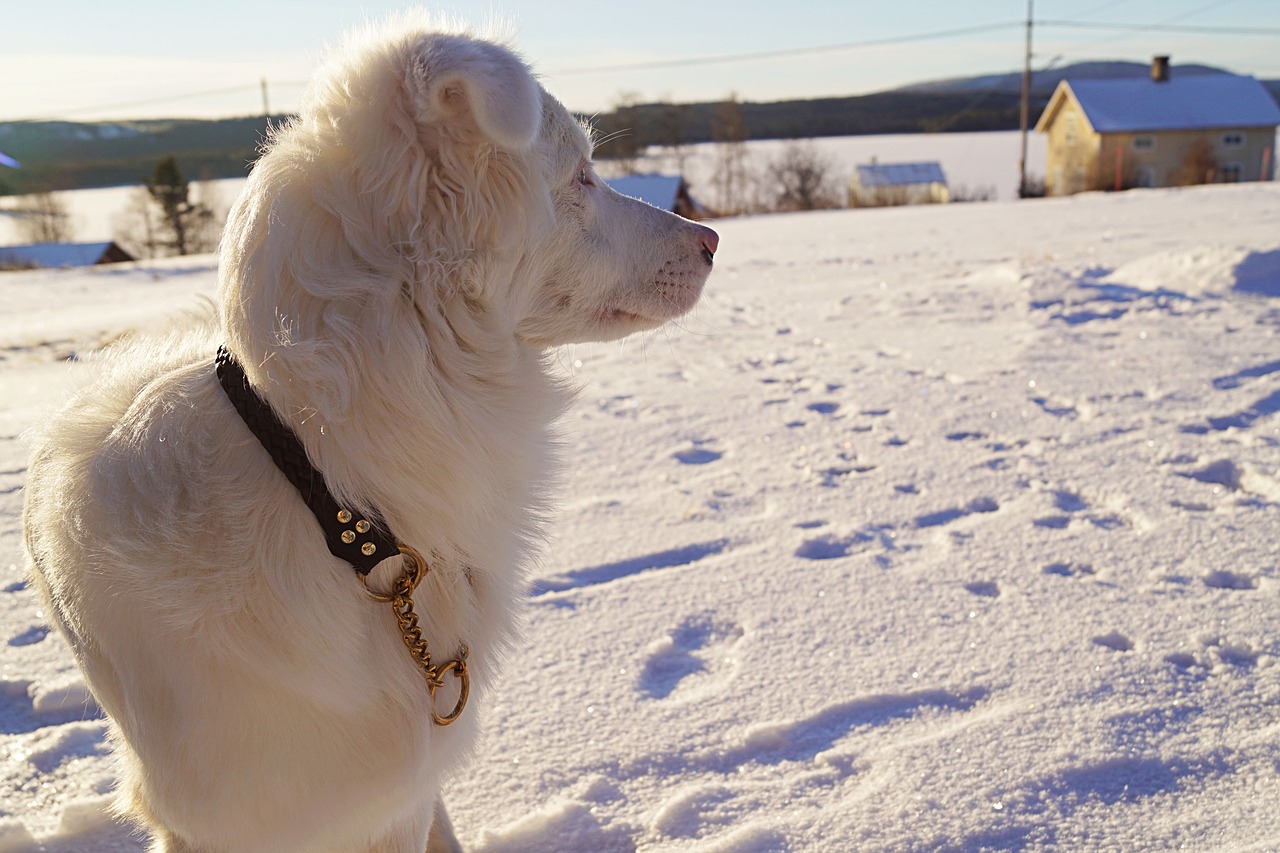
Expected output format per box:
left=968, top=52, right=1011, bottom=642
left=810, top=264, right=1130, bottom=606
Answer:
left=361, top=544, right=470, bottom=725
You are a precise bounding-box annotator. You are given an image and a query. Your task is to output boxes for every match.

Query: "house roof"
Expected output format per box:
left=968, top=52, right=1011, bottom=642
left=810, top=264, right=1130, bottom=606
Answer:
left=0, top=241, right=134, bottom=269
left=1037, top=74, right=1280, bottom=134
left=605, top=174, right=686, bottom=211
left=855, top=162, right=947, bottom=187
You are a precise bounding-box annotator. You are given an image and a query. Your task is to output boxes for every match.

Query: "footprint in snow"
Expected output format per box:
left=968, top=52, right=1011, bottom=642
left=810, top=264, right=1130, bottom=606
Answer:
left=674, top=440, right=723, bottom=465
left=1034, top=490, right=1090, bottom=529
left=1053, top=491, right=1090, bottom=512
left=715, top=686, right=989, bottom=770
left=913, top=497, right=999, bottom=529
left=8, top=625, right=49, bottom=647
left=795, top=534, right=862, bottom=561
left=819, top=466, right=863, bottom=488
left=964, top=581, right=1000, bottom=598
left=531, top=540, right=728, bottom=597
left=675, top=448, right=722, bottom=465
left=1043, top=561, right=1096, bottom=577
left=1093, top=631, right=1135, bottom=652
left=1203, top=570, right=1257, bottom=591
left=0, top=678, right=103, bottom=735
left=639, top=613, right=744, bottom=701
left=1211, top=358, right=1280, bottom=390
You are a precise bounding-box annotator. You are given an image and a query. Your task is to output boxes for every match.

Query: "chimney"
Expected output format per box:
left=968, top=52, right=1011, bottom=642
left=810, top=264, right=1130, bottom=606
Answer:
left=1152, top=55, right=1170, bottom=83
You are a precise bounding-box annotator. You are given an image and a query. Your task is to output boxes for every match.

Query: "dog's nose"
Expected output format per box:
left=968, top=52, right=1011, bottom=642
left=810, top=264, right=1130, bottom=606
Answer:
left=695, top=224, right=719, bottom=264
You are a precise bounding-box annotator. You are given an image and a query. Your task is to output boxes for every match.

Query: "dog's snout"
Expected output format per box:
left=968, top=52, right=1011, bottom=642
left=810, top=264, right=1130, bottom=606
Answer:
left=695, top=224, right=719, bottom=265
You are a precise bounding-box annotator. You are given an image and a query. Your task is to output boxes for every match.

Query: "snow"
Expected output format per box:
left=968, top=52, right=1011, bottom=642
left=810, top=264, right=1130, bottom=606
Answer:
left=3, top=181, right=1280, bottom=851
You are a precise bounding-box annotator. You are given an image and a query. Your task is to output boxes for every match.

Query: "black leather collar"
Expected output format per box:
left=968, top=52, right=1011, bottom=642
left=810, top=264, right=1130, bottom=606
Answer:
left=214, top=346, right=397, bottom=575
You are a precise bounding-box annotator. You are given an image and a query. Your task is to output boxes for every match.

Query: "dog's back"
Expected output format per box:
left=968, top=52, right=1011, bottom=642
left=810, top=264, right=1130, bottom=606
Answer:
left=23, top=13, right=716, bottom=852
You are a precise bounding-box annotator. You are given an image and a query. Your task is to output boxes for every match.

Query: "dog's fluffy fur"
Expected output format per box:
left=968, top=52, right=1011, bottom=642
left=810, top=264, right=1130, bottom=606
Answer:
left=22, top=13, right=716, bottom=852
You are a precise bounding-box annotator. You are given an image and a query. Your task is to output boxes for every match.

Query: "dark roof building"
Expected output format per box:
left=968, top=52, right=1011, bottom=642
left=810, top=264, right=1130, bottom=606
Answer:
left=604, top=174, right=708, bottom=220
left=0, top=241, right=135, bottom=270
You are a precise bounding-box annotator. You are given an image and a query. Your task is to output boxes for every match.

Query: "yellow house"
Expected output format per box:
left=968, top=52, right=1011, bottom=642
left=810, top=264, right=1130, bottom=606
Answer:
left=1035, top=59, right=1280, bottom=196
left=849, top=161, right=950, bottom=207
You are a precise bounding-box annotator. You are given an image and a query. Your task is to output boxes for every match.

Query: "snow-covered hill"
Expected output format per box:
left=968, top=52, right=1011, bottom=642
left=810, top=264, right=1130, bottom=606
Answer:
left=2, top=182, right=1279, bottom=851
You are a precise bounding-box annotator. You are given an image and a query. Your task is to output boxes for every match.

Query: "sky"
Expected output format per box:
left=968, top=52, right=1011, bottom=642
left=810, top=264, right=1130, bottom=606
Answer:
left=5, top=0, right=1280, bottom=122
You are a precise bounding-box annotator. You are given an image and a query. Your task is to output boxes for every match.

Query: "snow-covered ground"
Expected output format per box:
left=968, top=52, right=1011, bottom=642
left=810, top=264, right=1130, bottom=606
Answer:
left=2, top=182, right=1279, bottom=852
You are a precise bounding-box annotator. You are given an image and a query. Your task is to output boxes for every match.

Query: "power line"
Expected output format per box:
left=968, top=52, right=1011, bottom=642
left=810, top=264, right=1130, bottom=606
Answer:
left=10, top=15, right=1277, bottom=123
left=546, top=22, right=1025, bottom=76
left=1075, top=0, right=1142, bottom=17
left=1038, top=19, right=1280, bottom=36
left=11, top=82, right=309, bottom=124
left=1035, top=1, right=1252, bottom=66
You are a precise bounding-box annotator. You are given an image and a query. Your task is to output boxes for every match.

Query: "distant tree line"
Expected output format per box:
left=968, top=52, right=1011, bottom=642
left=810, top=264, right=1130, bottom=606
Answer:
left=589, top=90, right=1037, bottom=161
left=0, top=115, right=280, bottom=195
left=2, top=90, right=1044, bottom=195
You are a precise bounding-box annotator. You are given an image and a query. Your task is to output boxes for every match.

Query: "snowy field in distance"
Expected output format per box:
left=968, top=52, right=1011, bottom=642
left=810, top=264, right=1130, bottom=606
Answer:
left=2, top=181, right=1280, bottom=851
left=0, top=130, right=1044, bottom=248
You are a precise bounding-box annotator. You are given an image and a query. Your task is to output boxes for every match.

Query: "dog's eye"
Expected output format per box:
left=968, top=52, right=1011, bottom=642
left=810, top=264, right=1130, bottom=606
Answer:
left=576, top=166, right=594, bottom=187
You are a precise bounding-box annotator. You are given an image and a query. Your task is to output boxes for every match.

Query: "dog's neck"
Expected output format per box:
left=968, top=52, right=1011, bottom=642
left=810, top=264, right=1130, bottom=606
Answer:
left=215, top=345, right=398, bottom=573
left=221, top=320, right=567, bottom=575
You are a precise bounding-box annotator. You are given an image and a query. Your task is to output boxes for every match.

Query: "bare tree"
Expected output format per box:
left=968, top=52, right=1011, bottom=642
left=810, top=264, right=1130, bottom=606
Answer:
left=15, top=191, right=74, bottom=243
left=949, top=184, right=996, bottom=203
left=660, top=100, right=691, bottom=175
left=188, top=180, right=225, bottom=254
left=767, top=141, right=839, bottom=212
left=710, top=95, right=750, bottom=215
left=113, top=187, right=163, bottom=259
left=595, top=91, right=643, bottom=174
left=1019, top=174, right=1046, bottom=199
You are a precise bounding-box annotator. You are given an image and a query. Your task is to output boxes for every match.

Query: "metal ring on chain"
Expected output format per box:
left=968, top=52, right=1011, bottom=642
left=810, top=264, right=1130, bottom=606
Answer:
left=358, top=543, right=470, bottom=725
left=429, top=658, right=470, bottom=726
left=359, top=543, right=428, bottom=602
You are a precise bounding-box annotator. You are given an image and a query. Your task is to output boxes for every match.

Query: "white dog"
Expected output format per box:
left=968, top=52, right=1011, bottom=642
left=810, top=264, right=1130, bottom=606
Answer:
left=23, top=13, right=717, bottom=852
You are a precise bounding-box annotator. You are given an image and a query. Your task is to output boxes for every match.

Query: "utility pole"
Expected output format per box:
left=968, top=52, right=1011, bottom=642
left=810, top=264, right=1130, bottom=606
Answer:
left=261, top=79, right=270, bottom=120
left=1018, top=0, right=1033, bottom=198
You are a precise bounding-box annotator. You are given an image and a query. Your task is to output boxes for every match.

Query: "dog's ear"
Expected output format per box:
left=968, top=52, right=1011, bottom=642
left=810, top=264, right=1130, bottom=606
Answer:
left=412, top=35, right=541, bottom=151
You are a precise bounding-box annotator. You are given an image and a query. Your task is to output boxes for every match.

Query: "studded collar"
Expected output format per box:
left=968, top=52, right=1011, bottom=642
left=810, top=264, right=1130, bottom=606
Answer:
left=214, top=346, right=397, bottom=575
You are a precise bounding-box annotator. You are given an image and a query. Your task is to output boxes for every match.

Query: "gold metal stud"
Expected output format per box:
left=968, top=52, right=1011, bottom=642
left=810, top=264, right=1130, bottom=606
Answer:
left=355, top=520, right=371, bottom=534
left=361, top=542, right=377, bottom=556
left=337, top=509, right=353, bottom=524
left=341, top=530, right=356, bottom=544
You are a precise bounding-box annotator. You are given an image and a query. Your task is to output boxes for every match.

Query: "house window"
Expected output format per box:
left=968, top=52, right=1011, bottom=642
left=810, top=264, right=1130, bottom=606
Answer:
left=1133, top=135, right=1155, bottom=151
left=1222, top=163, right=1243, bottom=183
left=1137, top=166, right=1157, bottom=188
left=1222, top=133, right=1245, bottom=149
left=1065, top=114, right=1078, bottom=145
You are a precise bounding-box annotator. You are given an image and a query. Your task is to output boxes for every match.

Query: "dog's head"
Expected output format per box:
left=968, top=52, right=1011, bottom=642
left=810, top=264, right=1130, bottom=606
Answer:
left=220, top=15, right=717, bottom=372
